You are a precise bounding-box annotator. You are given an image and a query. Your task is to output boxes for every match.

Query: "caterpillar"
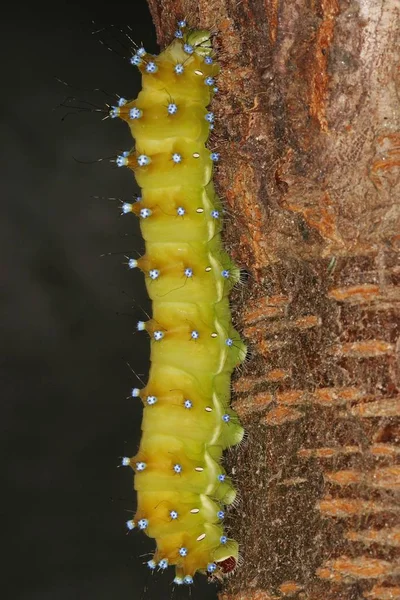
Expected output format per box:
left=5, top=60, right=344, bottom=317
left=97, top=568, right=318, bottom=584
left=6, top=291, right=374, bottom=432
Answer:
left=112, top=21, right=246, bottom=586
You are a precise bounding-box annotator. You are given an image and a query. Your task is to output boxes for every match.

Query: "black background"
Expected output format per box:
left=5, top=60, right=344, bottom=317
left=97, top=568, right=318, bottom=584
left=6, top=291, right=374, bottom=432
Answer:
left=3, top=1, right=219, bottom=598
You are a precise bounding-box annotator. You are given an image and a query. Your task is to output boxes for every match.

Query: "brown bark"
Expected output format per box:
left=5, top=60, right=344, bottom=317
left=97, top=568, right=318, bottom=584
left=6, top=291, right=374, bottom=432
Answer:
left=146, top=1, right=400, bottom=599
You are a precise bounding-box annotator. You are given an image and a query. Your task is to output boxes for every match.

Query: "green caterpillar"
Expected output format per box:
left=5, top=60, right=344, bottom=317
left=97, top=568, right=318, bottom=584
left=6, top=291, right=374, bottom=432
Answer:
left=113, top=20, right=246, bottom=586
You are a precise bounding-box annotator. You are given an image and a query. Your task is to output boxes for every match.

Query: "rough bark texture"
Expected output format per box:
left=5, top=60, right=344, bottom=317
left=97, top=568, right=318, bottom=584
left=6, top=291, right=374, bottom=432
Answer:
left=147, top=1, right=400, bottom=599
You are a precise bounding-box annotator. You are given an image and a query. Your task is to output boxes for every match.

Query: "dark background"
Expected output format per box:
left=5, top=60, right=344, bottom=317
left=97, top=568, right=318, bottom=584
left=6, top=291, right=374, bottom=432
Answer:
left=2, top=2, right=219, bottom=598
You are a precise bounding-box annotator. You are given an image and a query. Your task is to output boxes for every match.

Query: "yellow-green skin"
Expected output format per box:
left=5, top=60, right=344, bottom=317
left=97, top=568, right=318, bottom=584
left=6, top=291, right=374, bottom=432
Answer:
left=117, top=28, right=246, bottom=584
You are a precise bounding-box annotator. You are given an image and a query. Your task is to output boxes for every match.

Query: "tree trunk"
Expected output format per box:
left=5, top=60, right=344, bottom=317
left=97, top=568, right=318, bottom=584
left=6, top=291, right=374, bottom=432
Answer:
left=146, top=1, right=400, bottom=598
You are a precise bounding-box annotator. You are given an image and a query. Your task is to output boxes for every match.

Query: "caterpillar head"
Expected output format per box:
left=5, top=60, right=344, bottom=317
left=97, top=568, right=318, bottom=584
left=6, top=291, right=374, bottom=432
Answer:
left=207, top=556, right=237, bottom=583
left=216, top=555, right=237, bottom=575
left=209, top=539, right=239, bottom=580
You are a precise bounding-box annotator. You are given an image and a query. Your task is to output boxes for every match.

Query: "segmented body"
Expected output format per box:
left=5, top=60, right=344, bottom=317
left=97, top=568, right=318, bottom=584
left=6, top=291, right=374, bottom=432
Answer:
left=113, top=22, right=246, bottom=585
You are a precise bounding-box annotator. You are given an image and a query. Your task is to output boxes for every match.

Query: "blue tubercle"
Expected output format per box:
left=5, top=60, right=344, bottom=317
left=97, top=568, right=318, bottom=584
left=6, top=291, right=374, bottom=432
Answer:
left=145, top=61, right=158, bottom=73
left=138, top=518, right=148, bottom=530
left=167, top=103, right=178, bottom=115
left=172, top=153, right=182, bottom=163
left=183, top=44, right=194, bottom=55
left=149, top=269, right=160, bottom=280
left=130, top=55, right=142, bottom=66
left=174, top=63, right=184, bottom=75
left=129, top=107, right=143, bottom=120
left=116, top=155, right=128, bottom=167
left=137, top=155, right=151, bottom=167
left=121, top=202, right=132, bottom=214
left=140, top=207, right=152, bottom=219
